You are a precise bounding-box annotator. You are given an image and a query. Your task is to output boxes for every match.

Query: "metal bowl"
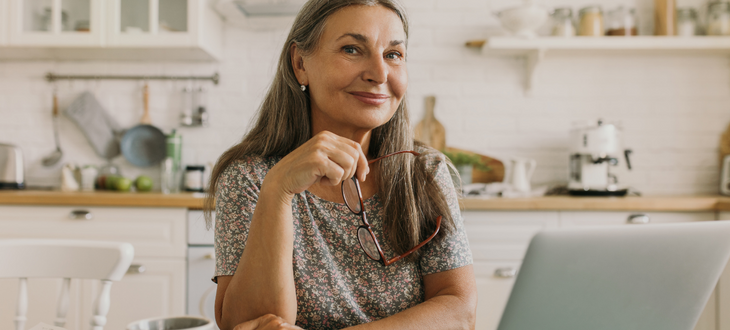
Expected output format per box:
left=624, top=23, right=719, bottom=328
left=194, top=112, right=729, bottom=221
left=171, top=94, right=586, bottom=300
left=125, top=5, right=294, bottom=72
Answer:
left=126, top=316, right=214, bottom=330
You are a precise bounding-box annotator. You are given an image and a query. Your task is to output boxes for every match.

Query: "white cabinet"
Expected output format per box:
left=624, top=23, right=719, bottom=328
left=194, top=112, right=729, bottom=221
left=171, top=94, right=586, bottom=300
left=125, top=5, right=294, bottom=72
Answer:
left=8, top=0, right=104, bottom=46
left=465, top=210, right=718, bottom=330
left=0, top=0, right=223, bottom=60
left=0, top=205, right=187, bottom=330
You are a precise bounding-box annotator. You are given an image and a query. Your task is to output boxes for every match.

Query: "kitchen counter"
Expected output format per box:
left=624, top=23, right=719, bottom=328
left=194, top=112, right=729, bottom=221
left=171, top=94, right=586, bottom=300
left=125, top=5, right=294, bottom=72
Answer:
left=0, top=190, right=206, bottom=209
left=2, top=190, right=730, bottom=212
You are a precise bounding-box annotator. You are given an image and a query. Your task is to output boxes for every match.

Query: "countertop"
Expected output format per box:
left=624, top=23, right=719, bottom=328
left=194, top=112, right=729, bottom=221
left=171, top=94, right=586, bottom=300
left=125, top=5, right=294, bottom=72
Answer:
left=2, top=190, right=730, bottom=212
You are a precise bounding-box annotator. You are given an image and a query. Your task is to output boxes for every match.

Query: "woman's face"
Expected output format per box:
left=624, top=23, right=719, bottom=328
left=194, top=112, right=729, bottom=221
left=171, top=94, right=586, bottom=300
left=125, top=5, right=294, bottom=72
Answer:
left=294, top=5, right=408, bottom=137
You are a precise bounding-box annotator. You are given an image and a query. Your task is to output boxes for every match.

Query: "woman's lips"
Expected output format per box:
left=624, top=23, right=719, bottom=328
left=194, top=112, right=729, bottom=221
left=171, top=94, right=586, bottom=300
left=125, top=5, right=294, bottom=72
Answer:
left=349, top=92, right=389, bottom=106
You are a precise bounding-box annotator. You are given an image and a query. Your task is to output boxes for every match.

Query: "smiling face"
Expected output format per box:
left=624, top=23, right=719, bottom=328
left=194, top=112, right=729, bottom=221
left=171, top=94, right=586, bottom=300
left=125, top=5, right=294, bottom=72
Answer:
left=292, top=4, right=408, bottom=141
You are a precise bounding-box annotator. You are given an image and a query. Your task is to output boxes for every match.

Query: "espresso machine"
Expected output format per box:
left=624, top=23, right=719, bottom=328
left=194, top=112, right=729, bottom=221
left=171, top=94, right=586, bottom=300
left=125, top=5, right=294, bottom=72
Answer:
left=568, top=120, right=632, bottom=196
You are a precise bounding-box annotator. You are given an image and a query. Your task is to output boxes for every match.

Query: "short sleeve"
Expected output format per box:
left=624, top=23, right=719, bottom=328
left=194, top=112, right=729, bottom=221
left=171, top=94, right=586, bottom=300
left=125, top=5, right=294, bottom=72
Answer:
left=213, top=157, right=274, bottom=282
left=418, top=153, right=473, bottom=275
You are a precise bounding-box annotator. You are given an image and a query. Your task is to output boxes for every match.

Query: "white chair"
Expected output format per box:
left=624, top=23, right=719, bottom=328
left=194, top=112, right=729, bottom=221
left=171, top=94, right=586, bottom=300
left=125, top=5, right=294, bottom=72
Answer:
left=0, top=239, right=134, bottom=330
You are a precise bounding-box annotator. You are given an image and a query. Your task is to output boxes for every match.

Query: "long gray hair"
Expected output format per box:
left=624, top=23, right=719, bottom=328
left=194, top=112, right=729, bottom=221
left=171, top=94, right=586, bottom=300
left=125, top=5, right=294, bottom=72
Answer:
left=205, top=0, right=455, bottom=260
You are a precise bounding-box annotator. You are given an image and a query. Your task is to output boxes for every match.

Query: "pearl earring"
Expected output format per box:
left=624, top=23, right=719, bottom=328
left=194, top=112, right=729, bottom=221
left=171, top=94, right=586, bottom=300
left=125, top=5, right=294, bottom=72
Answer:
left=300, top=84, right=307, bottom=92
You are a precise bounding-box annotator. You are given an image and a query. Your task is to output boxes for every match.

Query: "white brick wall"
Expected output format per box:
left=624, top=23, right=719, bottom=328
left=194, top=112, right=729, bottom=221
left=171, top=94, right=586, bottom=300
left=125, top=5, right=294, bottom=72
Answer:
left=0, top=0, right=727, bottom=195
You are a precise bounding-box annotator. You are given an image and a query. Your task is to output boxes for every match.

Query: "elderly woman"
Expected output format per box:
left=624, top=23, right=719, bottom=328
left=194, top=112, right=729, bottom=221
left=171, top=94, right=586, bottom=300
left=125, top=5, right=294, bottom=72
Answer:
left=205, top=0, right=476, bottom=329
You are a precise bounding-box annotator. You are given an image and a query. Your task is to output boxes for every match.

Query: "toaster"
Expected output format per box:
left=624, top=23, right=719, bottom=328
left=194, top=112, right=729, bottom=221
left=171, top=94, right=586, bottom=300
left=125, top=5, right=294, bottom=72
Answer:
left=0, top=143, right=25, bottom=189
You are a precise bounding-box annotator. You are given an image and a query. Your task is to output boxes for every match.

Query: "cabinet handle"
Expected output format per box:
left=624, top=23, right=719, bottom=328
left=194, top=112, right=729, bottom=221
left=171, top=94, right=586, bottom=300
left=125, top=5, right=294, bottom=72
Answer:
left=494, top=267, right=517, bottom=279
left=69, top=210, right=92, bottom=220
left=627, top=214, right=650, bottom=225
left=127, top=264, right=146, bottom=274
left=204, top=253, right=215, bottom=260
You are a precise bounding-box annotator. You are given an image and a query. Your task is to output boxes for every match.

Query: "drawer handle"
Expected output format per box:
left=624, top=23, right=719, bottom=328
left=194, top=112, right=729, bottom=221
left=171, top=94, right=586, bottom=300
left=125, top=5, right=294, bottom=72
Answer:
left=494, top=267, right=517, bottom=279
left=627, top=214, right=650, bottom=225
left=69, top=210, right=92, bottom=220
left=127, top=264, right=146, bottom=274
left=204, top=253, right=215, bottom=261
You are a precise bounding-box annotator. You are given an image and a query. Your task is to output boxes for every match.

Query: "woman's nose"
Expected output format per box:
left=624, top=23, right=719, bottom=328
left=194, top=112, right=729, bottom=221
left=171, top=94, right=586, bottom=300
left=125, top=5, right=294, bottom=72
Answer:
left=363, top=56, right=388, bottom=85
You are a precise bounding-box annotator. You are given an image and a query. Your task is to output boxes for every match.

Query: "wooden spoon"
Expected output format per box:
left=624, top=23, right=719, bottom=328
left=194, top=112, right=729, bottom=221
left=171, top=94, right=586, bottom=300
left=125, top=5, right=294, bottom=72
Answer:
left=140, top=83, right=152, bottom=125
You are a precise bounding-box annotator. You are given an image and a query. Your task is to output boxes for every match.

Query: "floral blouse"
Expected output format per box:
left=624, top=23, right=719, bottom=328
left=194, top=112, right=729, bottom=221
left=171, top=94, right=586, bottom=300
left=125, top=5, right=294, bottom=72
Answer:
left=214, top=150, right=473, bottom=330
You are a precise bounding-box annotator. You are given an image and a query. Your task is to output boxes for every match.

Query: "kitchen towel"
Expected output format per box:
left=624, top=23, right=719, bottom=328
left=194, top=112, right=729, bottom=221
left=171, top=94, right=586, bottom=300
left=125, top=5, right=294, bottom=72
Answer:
left=64, top=92, right=123, bottom=159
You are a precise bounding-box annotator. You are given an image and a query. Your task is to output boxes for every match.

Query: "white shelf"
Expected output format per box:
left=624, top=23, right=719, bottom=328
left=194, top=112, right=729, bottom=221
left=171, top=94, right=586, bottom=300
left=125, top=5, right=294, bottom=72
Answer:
left=477, top=36, right=730, bottom=93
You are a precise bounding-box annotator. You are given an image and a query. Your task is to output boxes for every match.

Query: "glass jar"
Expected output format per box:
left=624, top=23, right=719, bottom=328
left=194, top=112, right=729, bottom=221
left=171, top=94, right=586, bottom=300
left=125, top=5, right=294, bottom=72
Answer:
left=677, top=8, right=699, bottom=36
left=606, top=7, right=638, bottom=36
left=707, top=2, right=730, bottom=36
left=578, top=6, right=604, bottom=36
left=551, top=8, right=576, bottom=37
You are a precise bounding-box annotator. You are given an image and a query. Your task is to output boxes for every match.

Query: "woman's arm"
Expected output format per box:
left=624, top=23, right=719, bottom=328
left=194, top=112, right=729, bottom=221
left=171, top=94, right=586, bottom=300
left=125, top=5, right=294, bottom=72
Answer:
left=345, top=265, right=477, bottom=330
left=214, top=131, right=370, bottom=330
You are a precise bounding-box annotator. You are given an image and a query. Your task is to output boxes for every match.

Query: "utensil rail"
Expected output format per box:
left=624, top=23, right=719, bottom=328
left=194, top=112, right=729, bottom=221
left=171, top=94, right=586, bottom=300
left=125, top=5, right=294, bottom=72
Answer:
left=46, top=72, right=220, bottom=85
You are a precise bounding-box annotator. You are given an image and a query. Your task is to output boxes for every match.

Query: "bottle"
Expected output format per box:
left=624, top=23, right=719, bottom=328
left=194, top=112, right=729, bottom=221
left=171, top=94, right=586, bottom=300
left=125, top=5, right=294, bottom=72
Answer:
left=162, top=130, right=182, bottom=194
left=654, top=0, right=677, bottom=35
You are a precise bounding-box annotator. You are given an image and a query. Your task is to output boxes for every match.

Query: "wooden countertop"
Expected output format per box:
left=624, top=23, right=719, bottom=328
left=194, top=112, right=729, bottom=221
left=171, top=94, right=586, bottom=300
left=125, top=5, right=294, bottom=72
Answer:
left=2, top=190, right=730, bottom=212
left=0, top=190, right=206, bottom=209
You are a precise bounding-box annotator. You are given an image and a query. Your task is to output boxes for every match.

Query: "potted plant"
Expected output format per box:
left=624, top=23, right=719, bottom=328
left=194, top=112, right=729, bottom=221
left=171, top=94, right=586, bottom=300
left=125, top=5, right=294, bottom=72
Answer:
left=441, top=150, right=490, bottom=185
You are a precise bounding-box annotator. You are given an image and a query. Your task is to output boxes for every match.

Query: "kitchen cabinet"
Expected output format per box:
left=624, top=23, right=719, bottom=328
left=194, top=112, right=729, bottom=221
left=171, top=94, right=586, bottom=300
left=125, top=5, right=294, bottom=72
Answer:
left=464, top=210, right=718, bottom=330
left=0, top=205, right=187, bottom=330
left=8, top=0, right=104, bottom=46
left=0, top=0, right=222, bottom=61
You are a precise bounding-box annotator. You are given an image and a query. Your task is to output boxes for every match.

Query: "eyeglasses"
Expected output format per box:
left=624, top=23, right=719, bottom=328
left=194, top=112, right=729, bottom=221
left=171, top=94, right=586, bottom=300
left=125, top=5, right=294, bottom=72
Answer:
left=341, top=150, right=442, bottom=266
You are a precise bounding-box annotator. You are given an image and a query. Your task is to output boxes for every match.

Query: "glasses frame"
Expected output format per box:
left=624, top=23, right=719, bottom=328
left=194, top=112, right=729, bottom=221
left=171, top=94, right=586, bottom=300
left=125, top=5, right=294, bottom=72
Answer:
left=342, top=150, right=442, bottom=266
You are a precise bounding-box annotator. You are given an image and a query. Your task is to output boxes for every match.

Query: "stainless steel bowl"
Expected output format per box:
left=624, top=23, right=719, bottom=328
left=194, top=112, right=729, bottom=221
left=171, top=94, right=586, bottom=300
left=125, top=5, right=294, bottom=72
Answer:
left=126, top=316, right=214, bottom=330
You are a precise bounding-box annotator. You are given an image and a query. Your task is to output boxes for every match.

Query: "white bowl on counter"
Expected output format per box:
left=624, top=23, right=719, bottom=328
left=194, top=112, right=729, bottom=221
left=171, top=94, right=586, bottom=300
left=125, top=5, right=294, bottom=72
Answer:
left=495, top=1, right=549, bottom=39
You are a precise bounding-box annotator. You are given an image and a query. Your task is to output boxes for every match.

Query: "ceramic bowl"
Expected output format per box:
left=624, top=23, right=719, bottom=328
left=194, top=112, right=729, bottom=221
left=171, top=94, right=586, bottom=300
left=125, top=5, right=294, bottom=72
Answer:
left=495, top=4, right=549, bottom=38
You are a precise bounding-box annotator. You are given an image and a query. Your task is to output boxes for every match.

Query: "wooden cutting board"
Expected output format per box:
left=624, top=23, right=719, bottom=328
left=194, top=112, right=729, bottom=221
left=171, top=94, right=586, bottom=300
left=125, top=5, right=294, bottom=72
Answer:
left=414, top=96, right=446, bottom=151
left=445, top=147, right=505, bottom=184
left=720, top=122, right=730, bottom=166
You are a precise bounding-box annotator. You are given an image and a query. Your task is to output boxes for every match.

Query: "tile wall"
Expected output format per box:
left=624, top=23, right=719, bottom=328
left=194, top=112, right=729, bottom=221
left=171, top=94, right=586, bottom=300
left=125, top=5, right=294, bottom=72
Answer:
left=0, top=0, right=727, bottom=195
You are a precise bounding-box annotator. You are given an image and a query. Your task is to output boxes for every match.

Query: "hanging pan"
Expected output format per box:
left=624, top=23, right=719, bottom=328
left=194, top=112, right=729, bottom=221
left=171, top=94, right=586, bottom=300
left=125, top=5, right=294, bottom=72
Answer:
left=121, top=83, right=167, bottom=167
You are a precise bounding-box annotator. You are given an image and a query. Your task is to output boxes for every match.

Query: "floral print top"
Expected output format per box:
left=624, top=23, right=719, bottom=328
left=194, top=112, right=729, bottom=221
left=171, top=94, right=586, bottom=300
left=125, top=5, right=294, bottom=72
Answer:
left=214, top=151, right=473, bottom=330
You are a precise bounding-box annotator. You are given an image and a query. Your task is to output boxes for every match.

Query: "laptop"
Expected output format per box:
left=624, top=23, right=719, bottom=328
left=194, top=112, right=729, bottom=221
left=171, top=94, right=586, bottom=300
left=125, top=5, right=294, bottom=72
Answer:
left=497, top=221, right=730, bottom=330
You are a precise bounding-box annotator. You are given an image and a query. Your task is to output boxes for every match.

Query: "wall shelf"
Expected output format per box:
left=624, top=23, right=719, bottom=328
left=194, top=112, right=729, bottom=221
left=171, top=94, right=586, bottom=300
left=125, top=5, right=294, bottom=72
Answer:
left=468, top=36, right=730, bottom=93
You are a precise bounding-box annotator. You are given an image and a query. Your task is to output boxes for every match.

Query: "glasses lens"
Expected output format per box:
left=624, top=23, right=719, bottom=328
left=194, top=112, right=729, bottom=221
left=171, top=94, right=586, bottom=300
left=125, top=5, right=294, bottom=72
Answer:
left=342, top=178, right=362, bottom=214
left=358, top=227, right=380, bottom=261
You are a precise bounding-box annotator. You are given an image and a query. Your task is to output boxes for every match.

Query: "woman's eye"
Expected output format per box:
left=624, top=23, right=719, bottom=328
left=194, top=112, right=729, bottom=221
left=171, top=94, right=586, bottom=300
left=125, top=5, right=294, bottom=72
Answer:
left=343, top=46, right=358, bottom=54
left=385, top=51, right=403, bottom=60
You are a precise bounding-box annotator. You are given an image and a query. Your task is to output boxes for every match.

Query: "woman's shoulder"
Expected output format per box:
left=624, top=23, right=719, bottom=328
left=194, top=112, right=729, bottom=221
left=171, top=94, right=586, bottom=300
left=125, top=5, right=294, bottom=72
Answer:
left=220, top=154, right=281, bottom=184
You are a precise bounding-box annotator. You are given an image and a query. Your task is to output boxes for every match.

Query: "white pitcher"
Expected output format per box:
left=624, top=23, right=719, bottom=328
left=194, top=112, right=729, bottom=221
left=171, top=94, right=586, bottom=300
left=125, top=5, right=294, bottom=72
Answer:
left=510, top=158, right=537, bottom=193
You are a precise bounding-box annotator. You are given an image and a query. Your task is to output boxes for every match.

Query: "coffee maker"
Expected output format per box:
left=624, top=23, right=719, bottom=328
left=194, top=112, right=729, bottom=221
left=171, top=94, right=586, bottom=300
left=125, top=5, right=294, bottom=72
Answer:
left=568, top=120, right=632, bottom=196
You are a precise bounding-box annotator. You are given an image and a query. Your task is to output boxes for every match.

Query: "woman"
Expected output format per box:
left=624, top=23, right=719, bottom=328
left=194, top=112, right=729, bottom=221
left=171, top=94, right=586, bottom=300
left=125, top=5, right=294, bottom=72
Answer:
left=205, top=1, right=476, bottom=329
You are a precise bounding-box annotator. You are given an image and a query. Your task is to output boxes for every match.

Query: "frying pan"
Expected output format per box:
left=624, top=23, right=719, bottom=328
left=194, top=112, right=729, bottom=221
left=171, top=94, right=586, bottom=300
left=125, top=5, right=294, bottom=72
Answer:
left=121, top=84, right=167, bottom=167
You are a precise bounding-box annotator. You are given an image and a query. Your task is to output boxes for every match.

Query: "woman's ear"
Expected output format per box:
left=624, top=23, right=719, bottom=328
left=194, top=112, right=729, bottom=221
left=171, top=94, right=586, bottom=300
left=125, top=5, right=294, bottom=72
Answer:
left=291, top=43, right=308, bottom=86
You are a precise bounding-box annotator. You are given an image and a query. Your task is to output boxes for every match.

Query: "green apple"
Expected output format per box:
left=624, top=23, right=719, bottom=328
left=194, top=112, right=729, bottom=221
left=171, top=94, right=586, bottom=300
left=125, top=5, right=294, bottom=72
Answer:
left=135, top=175, right=154, bottom=192
left=115, top=177, right=132, bottom=192
left=105, top=175, right=119, bottom=190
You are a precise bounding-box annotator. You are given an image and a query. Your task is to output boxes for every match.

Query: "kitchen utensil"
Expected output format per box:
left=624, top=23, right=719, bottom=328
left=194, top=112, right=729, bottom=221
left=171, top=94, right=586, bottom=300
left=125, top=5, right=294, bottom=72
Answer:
left=510, top=158, right=536, bottom=193
left=721, top=155, right=730, bottom=196
left=0, top=143, right=25, bottom=189
left=655, top=0, right=677, bottom=35
left=126, top=315, right=214, bottom=330
left=414, top=96, right=445, bottom=151
left=61, top=163, right=80, bottom=192
left=495, top=0, right=549, bottom=38
left=41, top=91, right=63, bottom=167
left=64, top=91, right=123, bottom=159
left=121, top=84, right=167, bottom=167
left=80, top=165, right=98, bottom=191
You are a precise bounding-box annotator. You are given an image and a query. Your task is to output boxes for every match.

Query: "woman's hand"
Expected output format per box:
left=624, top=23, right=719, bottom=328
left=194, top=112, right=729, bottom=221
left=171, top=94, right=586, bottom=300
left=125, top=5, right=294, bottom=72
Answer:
left=232, top=314, right=303, bottom=330
left=265, top=131, right=370, bottom=197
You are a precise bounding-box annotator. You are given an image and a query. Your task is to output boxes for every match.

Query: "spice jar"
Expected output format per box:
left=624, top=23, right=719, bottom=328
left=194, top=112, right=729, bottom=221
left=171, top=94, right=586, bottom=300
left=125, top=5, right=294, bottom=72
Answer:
left=606, top=7, right=638, bottom=36
left=578, top=6, right=604, bottom=36
left=184, top=165, right=205, bottom=192
left=708, top=2, right=730, bottom=36
left=677, top=8, right=699, bottom=36
left=551, top=8, right=576, bottom=37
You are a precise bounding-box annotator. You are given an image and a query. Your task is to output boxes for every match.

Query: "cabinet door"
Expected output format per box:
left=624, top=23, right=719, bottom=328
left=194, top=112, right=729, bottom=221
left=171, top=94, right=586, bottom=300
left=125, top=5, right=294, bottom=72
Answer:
left=79, top=258, right=186, bottom=330
left=463, top=211, right=559, bottom=261
left=106, top=0, right=196, bottom=46
left=8, top=0, right=104, bottom=46
left=474, top=262, right=521, bottom=330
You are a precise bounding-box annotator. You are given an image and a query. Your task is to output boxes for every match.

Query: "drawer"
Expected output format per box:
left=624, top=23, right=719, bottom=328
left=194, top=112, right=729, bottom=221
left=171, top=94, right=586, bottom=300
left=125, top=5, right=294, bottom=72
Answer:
left=474, top=261, right=522, bottom=330
left=0, top=206, right=186, bottom=258
left=464, top=211, right=559, bottom=261
left=188, top=210, right=215, bottom=245
left=559, top=211, right=716, bottom=227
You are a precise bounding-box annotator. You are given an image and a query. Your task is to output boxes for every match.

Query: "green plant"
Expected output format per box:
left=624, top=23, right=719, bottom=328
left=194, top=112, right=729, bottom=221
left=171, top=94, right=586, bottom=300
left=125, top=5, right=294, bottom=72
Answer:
left=441, top=150, right=490, bottom=171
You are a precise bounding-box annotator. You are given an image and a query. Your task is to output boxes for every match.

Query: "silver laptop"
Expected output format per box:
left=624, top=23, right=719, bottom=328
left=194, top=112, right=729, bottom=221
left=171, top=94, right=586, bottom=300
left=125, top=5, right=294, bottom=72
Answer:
left=497, top=221, right=730, bottom=330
